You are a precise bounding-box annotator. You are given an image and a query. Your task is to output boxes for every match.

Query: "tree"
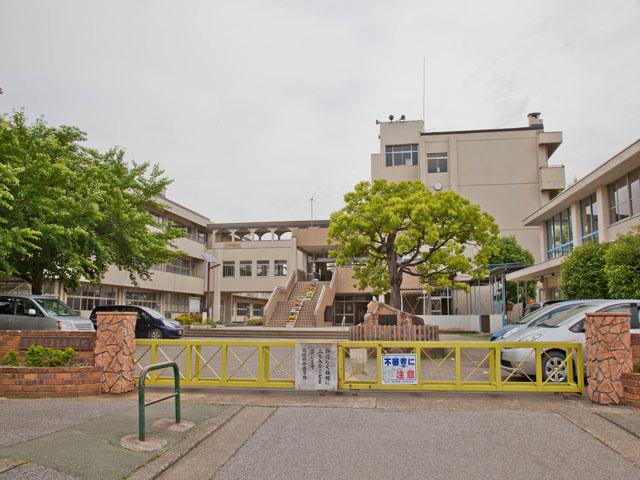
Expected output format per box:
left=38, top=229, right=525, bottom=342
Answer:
left=605, top=230, right=640, bottom=299
left=328, top=180, right=499, bottom=309
left=0, top=112, right=183, bottom=293
left=559, top=241, right=608, bottom=299
left=488, top=235, right=535, bottom=304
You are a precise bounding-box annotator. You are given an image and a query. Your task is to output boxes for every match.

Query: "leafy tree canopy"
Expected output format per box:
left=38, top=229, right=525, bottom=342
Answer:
left=559, top=241, right=608, bottom=299
left=0, top=111, right=183, bottom=293
left=328, top=180, right=499, bottom=308
left=605, top=230, right=640, bottom=299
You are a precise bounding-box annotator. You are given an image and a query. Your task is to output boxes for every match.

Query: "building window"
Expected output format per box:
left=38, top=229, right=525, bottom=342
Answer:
left=385, top=144, right=418, bottom=167
left=236, top=302, right=250, bottom=318
left=149, top=211, right=164, bottom=226
left=239, top=261, right=252, bottom=277
left=608, top=167, right=640, bottom=224
left=196, top=229, right=207, bottom=244
left=165, top=293, right=189, bottom=314
left=166, top=257, right=197, bottom=276
left=257, top=260, right=269, bottom=277
left=222, top=261, right=235, bottom=277
left=580, top=193, right=599, bottom=243
left=125, top=290, right=160, bottom=310
left=66, top=285, right=117, bottom=312
left=545, top=208, right=573, bottom=260
left=427, top=153, right=448, bottom=174
left=252, top=303, right=264, bottom=317
left=274, top=260, right=288, bottom=276
left=172, top=221, right=194, bottom=237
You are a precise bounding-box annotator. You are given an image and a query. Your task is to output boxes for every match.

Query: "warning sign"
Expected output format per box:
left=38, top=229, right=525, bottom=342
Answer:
left=381, top=353, right=418, bottom=385
left=295, top=342, right=338, bottom=391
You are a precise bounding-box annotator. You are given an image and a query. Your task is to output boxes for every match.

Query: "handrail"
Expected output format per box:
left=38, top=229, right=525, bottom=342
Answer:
left=139, top=361, right=181, bottom=441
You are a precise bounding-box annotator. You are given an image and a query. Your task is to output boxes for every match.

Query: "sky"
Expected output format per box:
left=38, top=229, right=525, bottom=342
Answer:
left=1, top=0, right=639, bottom=222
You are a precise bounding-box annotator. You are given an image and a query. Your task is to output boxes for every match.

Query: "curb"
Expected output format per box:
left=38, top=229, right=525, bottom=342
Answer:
left=127, top=405, right=243, bottom=480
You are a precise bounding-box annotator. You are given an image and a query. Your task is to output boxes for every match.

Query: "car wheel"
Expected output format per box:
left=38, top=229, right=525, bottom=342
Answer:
left=542, top=350, right=567, bottom=383
left=148, top=329, right=163, bottom=339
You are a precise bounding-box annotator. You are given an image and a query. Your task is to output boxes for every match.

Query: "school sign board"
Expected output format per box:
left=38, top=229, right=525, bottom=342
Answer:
left=294, top=342, right=338, bottom=391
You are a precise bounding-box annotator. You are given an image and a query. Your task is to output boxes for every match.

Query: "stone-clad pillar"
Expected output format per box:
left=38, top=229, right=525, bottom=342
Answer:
left=94, top=311, right=137, bottom=394
left=585, top=312, right=633, bottom=404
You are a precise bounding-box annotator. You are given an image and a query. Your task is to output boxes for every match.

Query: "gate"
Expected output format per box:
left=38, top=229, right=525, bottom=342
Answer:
left=135, top=339, right=584, bottom=393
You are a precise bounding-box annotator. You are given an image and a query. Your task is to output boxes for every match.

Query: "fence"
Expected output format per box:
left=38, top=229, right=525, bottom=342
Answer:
left=349, top=324, right=439, bottom=342
left=135, top=339, right=584, bottom=393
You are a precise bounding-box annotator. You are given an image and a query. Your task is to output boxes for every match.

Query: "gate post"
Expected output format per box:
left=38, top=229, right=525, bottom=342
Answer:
left=585, top=312, right=633, bottom=404
left=94, top=311, right=137, bottom=394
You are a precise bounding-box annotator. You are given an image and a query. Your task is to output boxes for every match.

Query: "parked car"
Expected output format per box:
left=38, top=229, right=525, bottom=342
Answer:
left=89, top=305, right=183, bottom=339
left=0, top=294, right=95, bottom=331
left=500, top=300, right=640, bottom=382
left=490, top=300, right=603, bottom=341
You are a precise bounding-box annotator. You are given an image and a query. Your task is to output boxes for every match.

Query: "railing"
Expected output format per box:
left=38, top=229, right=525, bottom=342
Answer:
left=135, top=339, right=584, bottom=393
left=313, top=274, right=337, bottom=326
left=263, top=271, right=298, bottom=324
left=138, top=361, right=181, bottom=441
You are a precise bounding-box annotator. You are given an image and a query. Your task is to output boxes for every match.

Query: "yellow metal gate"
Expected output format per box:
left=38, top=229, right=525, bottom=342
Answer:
left=135, top=339, right=584, bottom=393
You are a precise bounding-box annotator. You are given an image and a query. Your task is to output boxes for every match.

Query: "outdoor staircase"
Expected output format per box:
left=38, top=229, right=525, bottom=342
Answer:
left=265, top=280, right=329, bottom=328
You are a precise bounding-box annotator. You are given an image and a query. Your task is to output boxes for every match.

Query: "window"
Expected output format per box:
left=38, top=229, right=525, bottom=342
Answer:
left=580, top=193, right=598, bottom=243
left=149, top=212, right=164, bottom=226
left=252, top=303, right=264, bottom=317
left=545, top=208, right=573, bottom=259
left=223, top=261, right=235, bottom=277
left=196, top=229, right=207, bottom=244
left=172, top=221, right=194, bottom=236
left=385, top=144, right=418, bottom=167
left=608, top=167, right=640, bottom=224
left=67, top=285, right=117, bottom=311
left=239, top=261, right=252, bottom=277
left=236, top=302, right=250, bottom=318
left=427, top=153, right=448, bottom=174
left=274, top=260, right=288, bottom=276
left=0, top=297, right=13, bottom=315
left=125, top=290, right=160, bottom=310
left=165, top=293, right=189, bottom=314
left=257, top=260, right=269, bottom=277
left=166, top=257, right=197, bottom=276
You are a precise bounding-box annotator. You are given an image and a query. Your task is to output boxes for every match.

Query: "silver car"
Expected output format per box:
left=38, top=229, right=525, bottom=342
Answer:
left=0, top=294, right=95, bottom=331
left=500, top=300, right=640, bottom=382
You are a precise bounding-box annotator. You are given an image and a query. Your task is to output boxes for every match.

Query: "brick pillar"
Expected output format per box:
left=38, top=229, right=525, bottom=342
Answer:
left=94, top=311, right=137, bottom=394
left=585, top=312, right=633, bottom=405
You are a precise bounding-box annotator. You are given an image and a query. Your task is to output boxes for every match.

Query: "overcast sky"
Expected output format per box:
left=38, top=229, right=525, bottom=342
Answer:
left=1, top=1, right=639, bottom=222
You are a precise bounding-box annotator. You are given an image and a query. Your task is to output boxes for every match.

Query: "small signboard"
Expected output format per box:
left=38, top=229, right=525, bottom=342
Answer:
left=381, top=353, right=418, bottom=385
left=294, top=342, right=337, bottom=391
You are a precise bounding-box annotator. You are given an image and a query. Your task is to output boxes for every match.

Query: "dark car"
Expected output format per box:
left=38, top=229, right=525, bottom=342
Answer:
left=89, top=305, right=183, bottom=339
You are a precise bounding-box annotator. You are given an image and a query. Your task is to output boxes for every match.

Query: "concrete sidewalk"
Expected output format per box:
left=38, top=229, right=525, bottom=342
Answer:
left=1, top=390, right=639, bottom=479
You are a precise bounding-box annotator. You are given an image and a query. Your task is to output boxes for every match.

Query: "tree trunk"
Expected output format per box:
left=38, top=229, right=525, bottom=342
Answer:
left=388, top=278, right=402, bottom=309
left=386, top=234, right=403, bottom=309
left=31, top=281, right=43, bottom=295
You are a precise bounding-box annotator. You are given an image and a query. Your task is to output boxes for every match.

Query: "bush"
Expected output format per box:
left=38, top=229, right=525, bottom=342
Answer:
left=605, top=232, right=640, bottom=299
left=0, top=350, right=19, bottom=366
left=247, top=318, right=264, bottom=326
left=24, top=345, right=76, bottom=367
left=560, top=242, right=608, bottom=299
left=174, top=312, right=203, bottom=325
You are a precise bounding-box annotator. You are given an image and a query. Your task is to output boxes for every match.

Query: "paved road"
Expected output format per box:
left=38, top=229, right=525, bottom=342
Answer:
left=213, top=407, right=639, bottom=480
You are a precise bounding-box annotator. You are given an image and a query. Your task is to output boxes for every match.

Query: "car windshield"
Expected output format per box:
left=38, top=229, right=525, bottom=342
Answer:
left=539, top=305, right=593, bottom=327
left=139, top=306, right=165, bottom=320
left=516, top=304, right=561, bottom=324
left=34, top=298, right=76, bottom=316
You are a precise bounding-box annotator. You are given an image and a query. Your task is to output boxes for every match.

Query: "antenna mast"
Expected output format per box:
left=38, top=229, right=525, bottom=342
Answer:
left=309, top=196, right=314, bottom=227
left=422, top=56, right=426, bottom=124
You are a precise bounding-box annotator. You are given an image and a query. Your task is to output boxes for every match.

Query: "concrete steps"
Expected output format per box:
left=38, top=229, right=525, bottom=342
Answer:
left=264, top=280, right=328, bottom=328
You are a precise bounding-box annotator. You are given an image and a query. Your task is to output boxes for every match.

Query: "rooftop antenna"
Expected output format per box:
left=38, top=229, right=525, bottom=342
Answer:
left=309, top=196, right=314, bottom=227
left=422, top=56, right=426, bottom=125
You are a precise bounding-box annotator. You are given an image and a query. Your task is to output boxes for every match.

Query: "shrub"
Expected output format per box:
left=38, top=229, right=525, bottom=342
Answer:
left=24, top=345, right=76, bottom=367
left=0, top=350, right=19, bottom=366
left=247, top=318, right=264, bottom=326
left=605, top=231, right=640, bottom=299
left=560, top=242, right=608, bottom=299
left=174, top=312, right=203, bottom=325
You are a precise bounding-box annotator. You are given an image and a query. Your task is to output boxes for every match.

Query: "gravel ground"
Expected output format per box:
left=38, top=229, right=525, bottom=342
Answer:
left=215, top=407, right=640, bottom=480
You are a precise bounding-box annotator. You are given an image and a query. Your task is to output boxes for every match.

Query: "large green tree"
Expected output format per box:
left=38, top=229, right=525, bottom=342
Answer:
left=328, top=180, right=499, bottom=309
left=0, top=112, right=183, bottom=293
left=559, top=241, right=608, bottom=299
left=605, top=230, right=640, bottom=299
left=488, top=235, right=535, bottom=304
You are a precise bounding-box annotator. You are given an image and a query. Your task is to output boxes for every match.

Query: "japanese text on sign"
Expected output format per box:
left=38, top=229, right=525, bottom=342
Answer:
left=295, top=342, right=337, bottom=391
left=381, top=353, right=417, bottom=385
